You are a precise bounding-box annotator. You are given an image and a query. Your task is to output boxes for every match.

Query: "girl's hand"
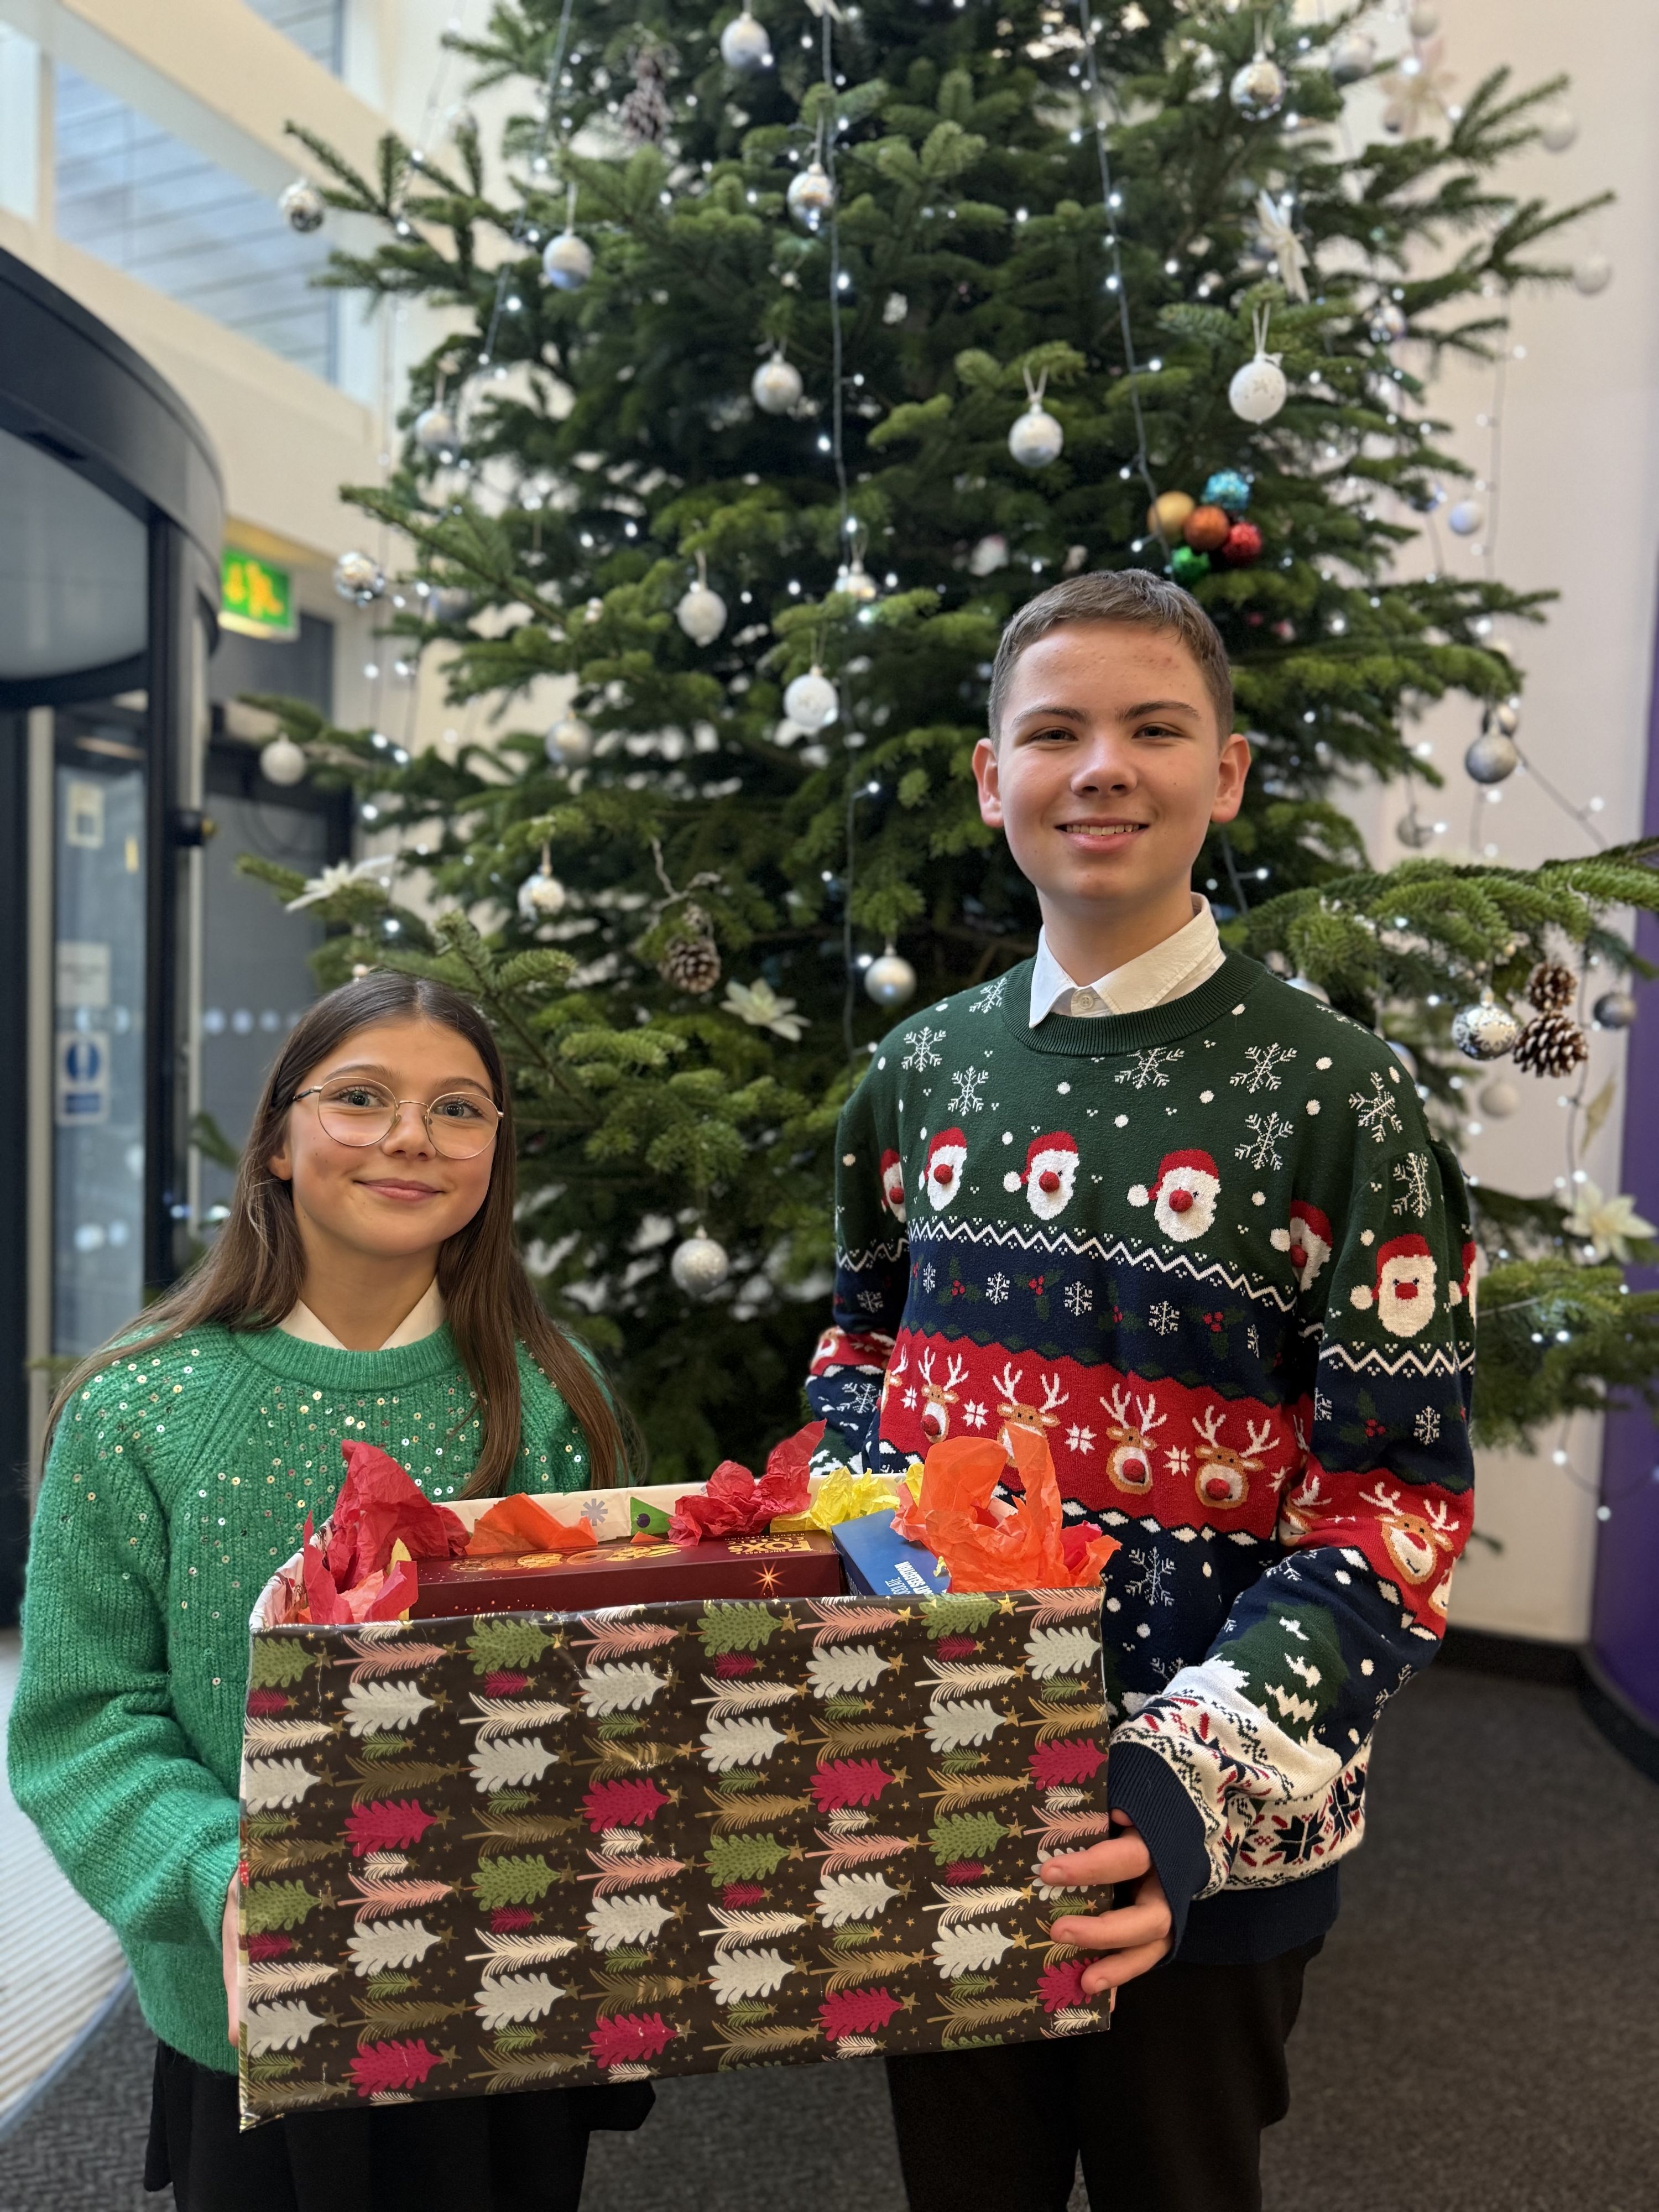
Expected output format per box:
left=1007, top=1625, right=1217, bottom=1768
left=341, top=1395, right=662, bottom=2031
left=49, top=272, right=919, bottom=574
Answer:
left=1042, top=1810, right=1173, bottom=1997
left=222, top=1870, right=241, bottom=2047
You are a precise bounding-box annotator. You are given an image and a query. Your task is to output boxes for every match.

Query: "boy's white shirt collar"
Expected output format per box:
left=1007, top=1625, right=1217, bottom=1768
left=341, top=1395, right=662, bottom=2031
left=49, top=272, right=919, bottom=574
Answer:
left=1029, top=896, right=1224, bottom=1025
left=279, top=1277, right=447, bottom=1352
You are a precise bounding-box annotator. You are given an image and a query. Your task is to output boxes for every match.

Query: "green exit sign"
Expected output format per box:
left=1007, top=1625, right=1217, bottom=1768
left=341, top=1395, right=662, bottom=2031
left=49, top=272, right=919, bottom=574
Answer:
left=221, top=549, right=297, bottom=640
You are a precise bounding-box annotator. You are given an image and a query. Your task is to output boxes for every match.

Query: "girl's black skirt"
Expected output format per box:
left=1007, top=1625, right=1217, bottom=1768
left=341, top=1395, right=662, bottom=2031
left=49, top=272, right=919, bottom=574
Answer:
left=145, top=2040, right=653, bottom=2212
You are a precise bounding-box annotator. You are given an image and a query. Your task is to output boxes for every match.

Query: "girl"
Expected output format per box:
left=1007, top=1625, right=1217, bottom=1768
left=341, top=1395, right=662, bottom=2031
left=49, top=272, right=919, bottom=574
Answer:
left=9, top=971, right=648, bottom=2211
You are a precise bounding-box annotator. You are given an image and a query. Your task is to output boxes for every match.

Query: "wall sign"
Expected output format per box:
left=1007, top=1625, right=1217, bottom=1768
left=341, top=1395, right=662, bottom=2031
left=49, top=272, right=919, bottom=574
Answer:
left=221, top=549, right=297, bottom=640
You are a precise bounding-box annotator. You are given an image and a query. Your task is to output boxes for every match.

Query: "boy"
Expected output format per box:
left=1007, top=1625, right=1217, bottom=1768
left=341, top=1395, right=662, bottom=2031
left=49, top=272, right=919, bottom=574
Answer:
left=806, top=572, right=1475, bottom=2211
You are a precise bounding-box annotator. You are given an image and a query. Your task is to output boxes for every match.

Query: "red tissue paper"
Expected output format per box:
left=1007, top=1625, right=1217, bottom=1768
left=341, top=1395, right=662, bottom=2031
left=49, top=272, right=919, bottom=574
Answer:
left=668, top=1421, right=822, bottom=1546
left=295, top=1440, right=469, bottom=1623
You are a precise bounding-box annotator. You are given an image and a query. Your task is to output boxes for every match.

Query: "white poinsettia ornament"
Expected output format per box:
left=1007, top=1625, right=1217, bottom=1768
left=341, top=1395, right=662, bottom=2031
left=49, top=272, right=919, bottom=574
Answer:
left=722, top=977, right=806, bottom=1041
left=1563, top=1181, right=1657, bottom=1262
left=284, top=854, right=395, bottom=911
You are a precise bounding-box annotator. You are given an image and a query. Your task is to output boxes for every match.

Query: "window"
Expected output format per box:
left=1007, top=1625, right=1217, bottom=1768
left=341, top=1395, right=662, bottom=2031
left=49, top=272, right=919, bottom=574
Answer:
left=247, top=0, right=345, bottom=74
left=53, top=65, right=338, bottom=383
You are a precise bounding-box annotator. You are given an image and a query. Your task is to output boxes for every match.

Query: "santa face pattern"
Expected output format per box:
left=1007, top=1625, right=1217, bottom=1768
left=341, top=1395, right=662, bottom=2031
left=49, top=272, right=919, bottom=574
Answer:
left=879, top=1147, right=906, bottom=1220
left=924, top=1127, right=968, bottom=1213
left=813, top=952, right=1477, bottom=1905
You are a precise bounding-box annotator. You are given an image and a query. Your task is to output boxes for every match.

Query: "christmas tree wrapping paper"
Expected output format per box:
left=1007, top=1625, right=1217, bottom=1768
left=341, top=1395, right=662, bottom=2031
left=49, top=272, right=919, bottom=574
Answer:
left=236, top=1579, right=1113, bottom=2124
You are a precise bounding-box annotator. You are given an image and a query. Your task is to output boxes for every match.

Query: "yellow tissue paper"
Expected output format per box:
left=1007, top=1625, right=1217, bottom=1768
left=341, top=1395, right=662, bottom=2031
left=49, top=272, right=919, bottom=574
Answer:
left=771, top=1463, right=920, bottom=1533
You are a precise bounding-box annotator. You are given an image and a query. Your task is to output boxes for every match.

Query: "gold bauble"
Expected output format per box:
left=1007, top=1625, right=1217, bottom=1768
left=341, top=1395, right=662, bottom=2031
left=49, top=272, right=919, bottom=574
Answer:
left=1147, top=491, right=1196, bottom=539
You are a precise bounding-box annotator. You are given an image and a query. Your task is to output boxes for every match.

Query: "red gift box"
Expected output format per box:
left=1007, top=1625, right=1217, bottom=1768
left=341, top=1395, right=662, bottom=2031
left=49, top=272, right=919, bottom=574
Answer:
left=411, top=1529, right=844, bottom=1618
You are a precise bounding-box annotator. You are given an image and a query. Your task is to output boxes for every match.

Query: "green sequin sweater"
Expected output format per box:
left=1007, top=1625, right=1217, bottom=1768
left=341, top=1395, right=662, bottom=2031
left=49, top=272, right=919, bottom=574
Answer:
left=7, top=1322, right=592, bottom=2074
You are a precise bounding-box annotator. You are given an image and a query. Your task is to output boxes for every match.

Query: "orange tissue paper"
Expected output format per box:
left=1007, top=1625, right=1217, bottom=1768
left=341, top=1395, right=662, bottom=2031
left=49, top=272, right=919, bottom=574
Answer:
left=669, top=1422, right=821, bottom=1546
left=466, top=1493, right=597, bottom=1558
left=912, top=1427, right=1120, bottom=1593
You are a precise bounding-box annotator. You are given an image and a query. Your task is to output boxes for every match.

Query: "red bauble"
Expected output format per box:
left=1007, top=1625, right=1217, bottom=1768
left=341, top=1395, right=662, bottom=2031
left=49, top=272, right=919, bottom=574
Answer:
left=1219, top=520, right=1263, bottom=566
left=1182, top=502, right=1232, bottom=553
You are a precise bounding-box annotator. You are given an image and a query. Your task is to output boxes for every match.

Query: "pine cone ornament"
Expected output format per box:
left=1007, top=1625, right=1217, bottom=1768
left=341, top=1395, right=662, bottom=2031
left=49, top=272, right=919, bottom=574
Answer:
left=1525, top=961, right=1578, bottom=1015
left=659, top=906, right=721, bottom=994
left=1513, top=1009, right=1589, bottom=1078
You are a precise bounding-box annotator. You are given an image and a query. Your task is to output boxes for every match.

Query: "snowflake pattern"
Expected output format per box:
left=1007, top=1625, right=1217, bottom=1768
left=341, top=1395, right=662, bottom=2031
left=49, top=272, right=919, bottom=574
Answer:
left=1246, top=1324, right=1260, bottom=1357
left=842, top=1379, right=880, bottom=1416
left=1413, top=1406, right=1441, bottom=1444
left=1150, top=1300, right=1180, bottom=1337
left=1392, top=1151, right=1432, bottom=1218
left=920, top=1263, right=936, bottom=1292
left=1115, top=1046, right=1185, bottom=1090
left=1313, top=1388, right=1333, bottom=1423
left=1349, top=1069, right=1404, bottom=1144
left=1064, top=1281, right=1093, bottom=1318
left=1065, top=1423, right=1096, bottom=1455
left=1234, top=1110, right=1292, bottom=1172
left=1230, top=1042, right=1297, bottom=1094
left=901, top=1025, right=945, bottom=1073
left=986, top=1273, right=1011, bottom=1305
left=856, top=1289, right=887, bottom=1314
left=945, top=1064, right=989, bottom=1115
left=961, top=1400, right=988, bottom=1430
left=1125, top=1547, right=1176, bottom=1609
left=1163, top=1446, right=1191, bottom=1477
left=968, top=976, right=1008, bottom=1015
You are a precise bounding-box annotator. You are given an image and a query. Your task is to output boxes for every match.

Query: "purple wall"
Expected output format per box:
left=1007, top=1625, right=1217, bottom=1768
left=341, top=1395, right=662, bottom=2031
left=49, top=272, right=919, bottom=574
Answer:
left=1590, top=597, right=1659, bottom=1727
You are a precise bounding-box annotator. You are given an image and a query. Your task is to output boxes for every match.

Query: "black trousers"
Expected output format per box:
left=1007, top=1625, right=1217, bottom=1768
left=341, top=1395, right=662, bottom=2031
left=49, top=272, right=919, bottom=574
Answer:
left=145, top=2041, right=653, bottom=2212
left=884, top=1940, right=1321, bottom=2212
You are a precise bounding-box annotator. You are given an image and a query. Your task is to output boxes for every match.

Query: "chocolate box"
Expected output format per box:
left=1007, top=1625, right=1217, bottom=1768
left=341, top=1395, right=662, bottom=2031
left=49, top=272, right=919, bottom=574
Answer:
left=410, top=1530, right=844, bottom=1618
left=238, top=1574, right=1112, bottom=2124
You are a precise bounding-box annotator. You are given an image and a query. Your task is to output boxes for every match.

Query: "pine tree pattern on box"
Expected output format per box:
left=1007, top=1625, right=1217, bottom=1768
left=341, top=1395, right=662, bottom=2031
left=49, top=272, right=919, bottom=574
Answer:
left=237, top=1587, right=1112, bottom=2122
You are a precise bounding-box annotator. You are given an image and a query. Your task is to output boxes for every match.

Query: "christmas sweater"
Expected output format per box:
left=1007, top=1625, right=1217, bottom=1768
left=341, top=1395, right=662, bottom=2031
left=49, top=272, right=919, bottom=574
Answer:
left=7, top=1323, right=592, bottom=2073
left=806, top=951, right=1475, bottom=1963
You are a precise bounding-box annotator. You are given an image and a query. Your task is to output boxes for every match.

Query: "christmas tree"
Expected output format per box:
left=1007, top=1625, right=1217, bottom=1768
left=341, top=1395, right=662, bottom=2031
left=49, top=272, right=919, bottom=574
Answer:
left=248, top=0, right=1659, bottom=1479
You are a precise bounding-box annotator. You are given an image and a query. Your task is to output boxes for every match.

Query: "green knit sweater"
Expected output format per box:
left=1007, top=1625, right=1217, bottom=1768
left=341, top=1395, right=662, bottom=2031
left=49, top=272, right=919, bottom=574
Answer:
left=7, top=1321, right=592, bottom=2074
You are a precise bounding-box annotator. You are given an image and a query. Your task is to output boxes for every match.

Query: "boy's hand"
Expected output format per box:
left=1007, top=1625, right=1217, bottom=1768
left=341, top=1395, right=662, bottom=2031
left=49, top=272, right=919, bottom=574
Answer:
left=222, top=1870, right=241, bottom=2046
left=1043, top=1809, right=1173, bottom=1996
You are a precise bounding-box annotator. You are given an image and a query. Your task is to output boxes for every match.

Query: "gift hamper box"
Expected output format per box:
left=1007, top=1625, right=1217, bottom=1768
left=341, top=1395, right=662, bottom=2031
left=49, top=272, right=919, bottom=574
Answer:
left=236, top=1433, right=1117, bottom=2124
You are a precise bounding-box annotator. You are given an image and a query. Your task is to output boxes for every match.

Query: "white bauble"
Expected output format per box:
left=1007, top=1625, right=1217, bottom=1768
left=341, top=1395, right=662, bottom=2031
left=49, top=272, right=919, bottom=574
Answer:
left=1447, top=498, right=1484, bottom=536
left=1228, top=354, right=1287, bottom=425
left=676, top=581, right=728, bottom=646
left=1407, top=4, right=1439, bottom=35
left=719, top=10, right=772, bottom=72
left=259, top=734, right=307, bottom=786
left=1573, top=254, right=1612, bottom=296
left=1328, top=28, right=1375, bottom=82
left=1229, top=55, right=1286, bottom=121
left=1008, top=400, right=1064, bottom=468
left=786, top=160, right=836, bottom=227
left=1493, top=701, right=1521, bottom=736
left=751, top=353, right=804, bottom=415
left=671, top=1232, right=730, bottom=1297
left=1478, top=1075, right=1520, bottom=1119
left=1464, top=732, right=1518, bottom=785
left=784, top=668, right=838, bottom=729
left=864, top=951, right=917, bottom=1008
left=333, top=550, right=385, bottom=605
left=546, top=714, right=594, bottom=765
left=279, top=178, right=325, bottom=233
left=542, top=230, right=593, bottom=290
left=414, top=404, right=459, bottom=460
left=1540, top=108, right=1578, bottom=153
left=518, top=867, right=567, bottom=920
left=968, top=533, right=1010, bottom=577
left=833, top=557, right=878, bottom=604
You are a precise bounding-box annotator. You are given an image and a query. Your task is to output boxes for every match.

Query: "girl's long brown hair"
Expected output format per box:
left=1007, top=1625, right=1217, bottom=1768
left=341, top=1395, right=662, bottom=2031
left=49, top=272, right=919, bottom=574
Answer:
left=47, top=971, right=628, bottom=1495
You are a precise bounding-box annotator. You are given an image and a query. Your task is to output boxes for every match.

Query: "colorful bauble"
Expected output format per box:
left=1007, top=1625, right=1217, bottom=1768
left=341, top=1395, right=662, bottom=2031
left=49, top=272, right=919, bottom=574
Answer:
left=1573, top=255, right=1612, bottom=296
left=1327, top=28, right=1375, bottom=82
left=1478, top=1075, right=1520, bottom=1119
left=784, top=667, right=838, bottom=730
left=676, top=580, right=728, bottom=645
left=1464, top=731, right=1519, bottom=785
left=659, top=911, right=722, bottom=995
left=1219, top=520, right=1262, bottom=567
left=1147, top=490, right=1196, bottom=538
left=1228, top=351, right=1287, bottom=425
left=333, top=550, right=385, bottom=605
left=1514, top=1010, right=1588, bottom=1079
left=517, top=865, right=567, bottom=920
left=719, top=9, right=773, bottom=72
left=1182, top=504, right=1232, bottom=554
left=787, top=160, right=836, bottom=227
left=542, top=230, right=593, bottom=290
left=1229, top=54, right=1286, bottom=121
left=864, top=947, right=917, bottom=1008
left=752, top=351, right=802, bottom=414
left=279, top=178, right=325, bottom=233
left=1526, top=961, right=1578, bottom=1015
left=1170, top=545, right=1209, bottom=586
left=1008, top=399, right=1064, bottom=468
left=259, top=734, right=307, bottom=786
left=1593, top=989, right=1637, bottom=1031
left=671, top=1231, right=730, bottom=1296
left=1447, top=498, right=1484, bottom=537
left=1202, top=469, right=1251, bottom=514
left=546, top=713, right=594, bottom=766
left=1451, top=998, right=1522, bottom=1061
left=414, top=404, right=459, bottom=460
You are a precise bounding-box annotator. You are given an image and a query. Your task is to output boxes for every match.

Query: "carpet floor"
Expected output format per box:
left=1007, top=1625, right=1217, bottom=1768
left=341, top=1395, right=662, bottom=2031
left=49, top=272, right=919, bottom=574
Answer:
left=2, top=1666, right=1652, bottom=2212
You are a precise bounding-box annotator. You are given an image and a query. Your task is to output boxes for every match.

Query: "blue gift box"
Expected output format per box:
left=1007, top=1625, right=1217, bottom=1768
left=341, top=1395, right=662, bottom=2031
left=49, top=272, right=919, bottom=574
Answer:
left=831, top=1509, right=951, bottom=1599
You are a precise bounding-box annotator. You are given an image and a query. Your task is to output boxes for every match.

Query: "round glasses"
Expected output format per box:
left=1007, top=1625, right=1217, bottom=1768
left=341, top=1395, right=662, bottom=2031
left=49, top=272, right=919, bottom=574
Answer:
left=291, top=1080, right=502, bottom=1160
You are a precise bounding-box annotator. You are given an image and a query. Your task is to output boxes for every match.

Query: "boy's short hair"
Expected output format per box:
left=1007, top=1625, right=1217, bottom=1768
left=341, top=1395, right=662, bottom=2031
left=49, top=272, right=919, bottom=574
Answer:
left=987, top=569, right=1235, bottom=742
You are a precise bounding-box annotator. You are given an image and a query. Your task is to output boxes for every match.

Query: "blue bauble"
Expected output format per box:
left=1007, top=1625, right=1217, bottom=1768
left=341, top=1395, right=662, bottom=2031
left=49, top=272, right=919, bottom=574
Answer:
left=1202, top=469, right=1251, bottom=515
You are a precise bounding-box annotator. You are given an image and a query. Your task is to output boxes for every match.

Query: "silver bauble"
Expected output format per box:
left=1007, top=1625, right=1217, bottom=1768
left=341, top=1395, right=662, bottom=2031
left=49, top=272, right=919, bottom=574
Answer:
left=1395, top=812, right=1435, bottom=850
left=427, top=586, right=472, bottom=623
left=518, top=867, right=567, bottom=920
left=676, top=581, right=728, bottom=646
left=1008, top=400, right=1065, bottom=468
left=414, top=404, right=459, bottom=460
left=1328, top=28, right=1375, bottom=82
left=546, top=713, right=594, bottom=765
left=1287, top=974, right=1330, bottom=1003
left=542, top=230, right=593, bottom=290
left=784, top=668, right=838, bottom=729
left=279, top=178, right=325, bottom=233
left=752, top=352, right=804, bottom=414
left=333, top=550, right=385, bottom=605
left=786, top=160, right=836, bottom=227
left=1493, top=701, right=1521, bottom=737
left=1369, top=301, right=1407, bottom=344
left=1540, top=108, right=1578, bottom=153
left=1573, top=254, right=1612, bottom=296
left=1451, top=998, right=1522, bottom=1061
left=671, top=1232, right=730, bottom=1297
left=864, top=950, right=917, bottom=1009
left=1229, top=55, right=1286, bottom=121
left=259, top=733, right=307, bottom=786
left=1478, top=1075, right=1520, bottom=1119
left=719, top=9, right=773, bottom=72
left=1228, top=354, right=1287, bottom=425
left=1593, top=989, right=1637, bottom=1031
left=1447, top=498, right=1484, bottom=537
left=833, top=557, right=878, bottom=604
left=1464, top=731, right=1519, bottom=785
